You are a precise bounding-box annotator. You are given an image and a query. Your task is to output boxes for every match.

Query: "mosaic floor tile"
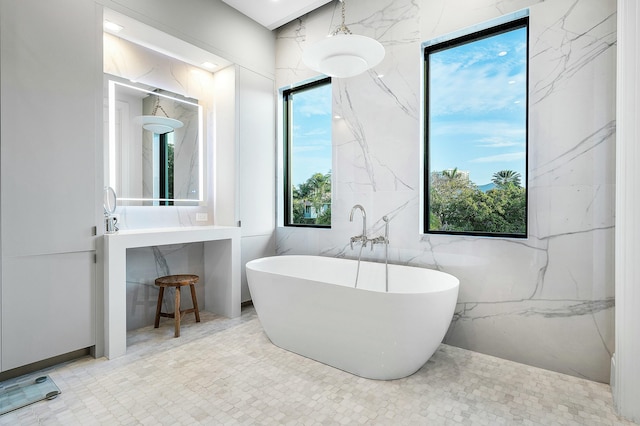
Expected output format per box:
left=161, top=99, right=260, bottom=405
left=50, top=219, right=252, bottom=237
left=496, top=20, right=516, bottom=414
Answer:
left=0, top=306, right=635, bottom=425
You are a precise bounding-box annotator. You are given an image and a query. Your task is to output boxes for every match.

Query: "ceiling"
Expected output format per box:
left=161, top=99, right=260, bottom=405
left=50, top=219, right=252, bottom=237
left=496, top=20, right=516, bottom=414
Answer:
left=220, top=0, right=333, bottom=30
left=103, top=8, right=231, bottom=72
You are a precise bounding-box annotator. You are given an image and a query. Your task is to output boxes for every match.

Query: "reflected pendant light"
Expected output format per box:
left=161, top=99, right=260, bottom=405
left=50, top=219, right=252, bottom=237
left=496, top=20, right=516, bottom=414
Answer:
left=139, top=116, right=183, bottom=134
left=303, top=0, right=385, bottom=78
left=137, top=93, right=184, bottom=134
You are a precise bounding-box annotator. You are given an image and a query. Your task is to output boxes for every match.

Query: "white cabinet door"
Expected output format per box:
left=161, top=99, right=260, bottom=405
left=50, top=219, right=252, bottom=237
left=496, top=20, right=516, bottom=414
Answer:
left=237, top=68, right=276, bottom=302
left=0, top=0, right=99, bottom=257
left=1, top=252, right=96, bottom=371
left=238, top=67, right=276, bottom=237
left=0, top=0, right=100, bottom=370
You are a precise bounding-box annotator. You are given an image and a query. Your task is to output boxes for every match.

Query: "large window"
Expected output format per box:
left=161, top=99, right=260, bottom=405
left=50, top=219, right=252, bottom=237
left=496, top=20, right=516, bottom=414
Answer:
left=424, top=17, right=528, bottom=237
left=284, top=77, right=332, bottom=227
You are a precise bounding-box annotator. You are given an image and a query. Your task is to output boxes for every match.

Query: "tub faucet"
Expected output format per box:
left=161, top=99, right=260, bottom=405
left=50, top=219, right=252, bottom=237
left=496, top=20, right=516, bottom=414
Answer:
left=349, top=204, right=367, bottom=249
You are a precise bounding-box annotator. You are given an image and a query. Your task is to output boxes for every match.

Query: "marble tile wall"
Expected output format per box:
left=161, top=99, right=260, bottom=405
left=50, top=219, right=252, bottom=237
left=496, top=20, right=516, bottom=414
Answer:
left=275, top=0, right=616, bottom=383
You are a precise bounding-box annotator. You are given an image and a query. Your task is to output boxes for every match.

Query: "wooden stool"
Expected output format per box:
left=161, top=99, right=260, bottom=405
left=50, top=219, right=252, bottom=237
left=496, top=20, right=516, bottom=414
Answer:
left=154, top=274, right=201, bottom=337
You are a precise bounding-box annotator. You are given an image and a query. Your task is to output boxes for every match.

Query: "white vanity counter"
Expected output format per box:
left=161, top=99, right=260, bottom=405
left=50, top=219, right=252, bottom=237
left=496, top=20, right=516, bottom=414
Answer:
left=103, top=225, right=241, bottom=359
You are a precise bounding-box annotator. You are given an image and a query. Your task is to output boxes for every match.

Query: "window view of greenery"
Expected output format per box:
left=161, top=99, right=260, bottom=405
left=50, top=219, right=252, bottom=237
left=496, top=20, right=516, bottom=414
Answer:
left=159, top=133, right=174, bottom=205
left=284, top=78, right=332, bottom=226
left=426, top=18, right=528, bottom=237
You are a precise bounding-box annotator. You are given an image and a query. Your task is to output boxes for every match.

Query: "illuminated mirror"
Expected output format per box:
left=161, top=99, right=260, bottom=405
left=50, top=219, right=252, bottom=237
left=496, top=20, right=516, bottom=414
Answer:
left=108, top=79, right=204, bottom=205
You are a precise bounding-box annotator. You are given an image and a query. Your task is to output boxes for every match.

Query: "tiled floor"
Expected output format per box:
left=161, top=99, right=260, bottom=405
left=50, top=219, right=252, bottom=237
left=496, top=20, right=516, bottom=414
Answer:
left=0, top=306, right=635, bottom=425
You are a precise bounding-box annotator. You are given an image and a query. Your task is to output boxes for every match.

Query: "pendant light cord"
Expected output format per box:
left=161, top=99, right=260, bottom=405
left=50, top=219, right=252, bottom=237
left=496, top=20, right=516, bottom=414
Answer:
left=331, top=0, right=352, bottom=35
left=151, top=95, right=170, bottom=118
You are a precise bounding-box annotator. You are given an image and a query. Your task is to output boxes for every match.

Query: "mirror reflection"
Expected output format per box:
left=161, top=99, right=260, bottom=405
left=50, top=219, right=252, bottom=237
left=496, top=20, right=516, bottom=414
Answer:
left=108, top=79, right=203, bottom=205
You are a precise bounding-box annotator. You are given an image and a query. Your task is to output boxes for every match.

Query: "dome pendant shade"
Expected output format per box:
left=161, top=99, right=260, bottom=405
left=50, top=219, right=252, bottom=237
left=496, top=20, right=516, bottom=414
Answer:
left=303, top=34, right=385, bottom=78
left=137, top=115, right=184, bottom=134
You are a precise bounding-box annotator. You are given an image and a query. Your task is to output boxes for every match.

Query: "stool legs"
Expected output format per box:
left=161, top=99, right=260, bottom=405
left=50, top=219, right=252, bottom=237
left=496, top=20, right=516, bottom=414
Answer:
left=154, top=282, right=200, bottom=338
left=174, top=286, right=181, bottom=337
left=154, top=286, right=165, bottom=329
left=190, top=284, right=201, bottom=323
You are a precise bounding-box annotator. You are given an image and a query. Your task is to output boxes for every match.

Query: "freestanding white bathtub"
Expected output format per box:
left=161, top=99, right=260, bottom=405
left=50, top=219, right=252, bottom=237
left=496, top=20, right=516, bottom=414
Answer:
left=246, top=255, right=460, bottom=380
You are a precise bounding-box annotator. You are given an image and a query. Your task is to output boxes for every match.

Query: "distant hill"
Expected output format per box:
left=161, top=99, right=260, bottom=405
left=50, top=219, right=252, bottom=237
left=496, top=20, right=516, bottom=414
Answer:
left=478, top=183, right=496, bottom=192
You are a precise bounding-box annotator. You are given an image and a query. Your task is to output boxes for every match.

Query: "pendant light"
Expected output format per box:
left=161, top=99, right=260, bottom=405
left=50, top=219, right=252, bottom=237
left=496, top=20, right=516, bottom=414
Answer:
left=137, top=93, right=184, bottom=134
left=303, top=0, right=385, bottom=78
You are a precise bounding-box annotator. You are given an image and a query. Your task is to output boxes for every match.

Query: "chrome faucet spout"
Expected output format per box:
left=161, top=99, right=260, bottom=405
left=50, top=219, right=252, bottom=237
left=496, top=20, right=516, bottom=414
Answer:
left=349, top=204, right=367, bottom=238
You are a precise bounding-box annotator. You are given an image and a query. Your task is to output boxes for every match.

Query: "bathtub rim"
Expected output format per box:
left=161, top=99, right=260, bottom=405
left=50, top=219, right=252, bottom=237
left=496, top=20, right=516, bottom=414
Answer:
left=246, top=254, right=460, bottom=295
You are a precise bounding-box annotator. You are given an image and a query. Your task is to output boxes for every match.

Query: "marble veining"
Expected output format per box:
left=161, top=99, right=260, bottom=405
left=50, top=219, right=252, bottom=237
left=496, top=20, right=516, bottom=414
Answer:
left=530, top=120, right=616, bottom=185
left=276, top=0, right=616, bottom=383
left=530, top=4, right=616, bottom=105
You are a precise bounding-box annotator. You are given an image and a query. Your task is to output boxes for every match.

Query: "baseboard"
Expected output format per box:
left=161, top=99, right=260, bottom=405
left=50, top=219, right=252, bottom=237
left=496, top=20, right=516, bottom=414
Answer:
left=0, top=348, right=91, bottom=383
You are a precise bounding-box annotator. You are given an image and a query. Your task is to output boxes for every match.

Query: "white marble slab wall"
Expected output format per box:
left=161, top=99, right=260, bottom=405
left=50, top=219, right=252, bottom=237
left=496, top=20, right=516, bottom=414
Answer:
left=275, top=0, right=616, bottom=383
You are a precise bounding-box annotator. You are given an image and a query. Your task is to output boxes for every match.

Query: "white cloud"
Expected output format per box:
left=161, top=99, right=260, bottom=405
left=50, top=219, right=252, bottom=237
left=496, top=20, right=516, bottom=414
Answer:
left=298, top=103, right=331, bottom=117
left=301, top=128, right=328, bottom=137
left=476, top=136, right=524, bottom=148
left=469, top=152, right=525, bottom=163
left=428, top=33, right=527, bottom=117
left=431, top=120, right=526, bottom=141
left=295, top=84, right=332, bottom=117
left=293, top=145, right=326, bottom=154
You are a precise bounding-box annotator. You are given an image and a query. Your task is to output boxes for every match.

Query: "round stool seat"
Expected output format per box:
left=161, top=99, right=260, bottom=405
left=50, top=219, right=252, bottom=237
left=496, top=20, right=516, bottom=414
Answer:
left=155, top=274, right=199, bottom=287
left=154, top=274, right=201, bottom=337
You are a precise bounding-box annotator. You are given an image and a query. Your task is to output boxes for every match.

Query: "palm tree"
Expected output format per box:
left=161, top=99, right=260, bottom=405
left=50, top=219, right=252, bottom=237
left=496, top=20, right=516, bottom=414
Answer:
left=491, top=170, right=522, bottom=188
left=307, top=172, right=331, bottom=217
left=441, top=168, right=460, bottom=181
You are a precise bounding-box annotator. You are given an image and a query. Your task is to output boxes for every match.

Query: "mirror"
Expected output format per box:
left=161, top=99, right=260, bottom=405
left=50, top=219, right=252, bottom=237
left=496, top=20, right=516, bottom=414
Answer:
left=108, top=79, right=203, bottom=205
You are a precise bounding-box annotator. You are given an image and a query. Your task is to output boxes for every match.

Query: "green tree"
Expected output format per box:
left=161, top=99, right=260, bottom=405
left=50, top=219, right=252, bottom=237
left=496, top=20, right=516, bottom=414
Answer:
left=485, top=184, right=526, bottom=233
left=491, top=170, right=522, bottom=188
left=291, top=171, right=332, bottom=225
left=429, top=168, right=526, bottom=235
left=430, top=169, right=475, bottom=231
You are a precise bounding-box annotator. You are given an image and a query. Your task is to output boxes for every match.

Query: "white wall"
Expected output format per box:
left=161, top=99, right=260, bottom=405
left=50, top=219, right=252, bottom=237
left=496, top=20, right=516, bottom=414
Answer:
left=275, top=0, right=616, bottom=383
left=614, top=0, right=640, bottom=421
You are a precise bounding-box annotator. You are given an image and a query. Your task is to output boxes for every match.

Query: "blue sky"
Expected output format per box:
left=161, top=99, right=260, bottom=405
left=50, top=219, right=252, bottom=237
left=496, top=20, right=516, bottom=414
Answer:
left=429, top=26, right=527, bottom=187
left=290, top=83, right=332, bottom=186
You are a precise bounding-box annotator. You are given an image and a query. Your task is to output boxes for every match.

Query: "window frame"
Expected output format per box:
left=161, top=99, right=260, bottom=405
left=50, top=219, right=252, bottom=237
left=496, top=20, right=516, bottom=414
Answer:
left=283, top=76, right=333, bottom=228
left=423, top=16, right=529, bottom=238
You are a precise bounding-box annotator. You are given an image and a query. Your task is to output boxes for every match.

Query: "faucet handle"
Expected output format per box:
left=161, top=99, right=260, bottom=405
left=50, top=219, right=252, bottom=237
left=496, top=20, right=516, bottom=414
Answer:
left=369, top=236, right=387, bottom=249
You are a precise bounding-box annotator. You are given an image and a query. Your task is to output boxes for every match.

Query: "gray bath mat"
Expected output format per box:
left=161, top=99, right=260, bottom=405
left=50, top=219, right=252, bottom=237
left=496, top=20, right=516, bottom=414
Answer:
left=0, top=375, right=61, bottom=416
